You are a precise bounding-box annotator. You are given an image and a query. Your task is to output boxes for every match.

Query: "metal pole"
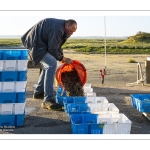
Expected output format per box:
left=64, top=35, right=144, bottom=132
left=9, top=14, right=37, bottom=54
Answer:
left=137, top=63, right=139, bottom=81
left=104, top=16, right=107, bottom=70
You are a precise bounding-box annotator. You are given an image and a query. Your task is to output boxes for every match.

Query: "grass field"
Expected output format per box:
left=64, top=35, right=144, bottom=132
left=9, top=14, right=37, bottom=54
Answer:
left=1, top=38, right=150, bottom=54
left=0, top=39, right=22, bottom=47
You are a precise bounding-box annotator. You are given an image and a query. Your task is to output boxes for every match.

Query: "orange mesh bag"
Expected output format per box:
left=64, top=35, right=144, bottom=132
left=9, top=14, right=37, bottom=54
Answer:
left=55, top=60, right=87, bottom=88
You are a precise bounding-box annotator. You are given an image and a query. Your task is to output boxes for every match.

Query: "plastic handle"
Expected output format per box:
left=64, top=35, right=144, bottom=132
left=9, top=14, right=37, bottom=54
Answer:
left=5, top=78, right=14, bottom=81
left=3, top=100, right=12, bottom=103
left=6, top=67, right=15, bottom=71
left=2, top=122, right=10, bottom=126
left=7, top=57, right=16, bottom=60
left=4, top=89, right=13, bottom=92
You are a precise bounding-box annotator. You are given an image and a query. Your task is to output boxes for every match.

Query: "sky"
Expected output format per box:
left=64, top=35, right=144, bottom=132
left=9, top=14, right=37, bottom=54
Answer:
left=1, top=14, right=150, bottom=37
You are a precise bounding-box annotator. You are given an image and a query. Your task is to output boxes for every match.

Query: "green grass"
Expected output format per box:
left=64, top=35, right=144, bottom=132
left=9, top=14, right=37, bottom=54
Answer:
left=62, top=38, right=150, bottom=54
left=0, top=39, right=22, bottom=47
left=1, top=38, right=150, bottom=54
left=128, top=59, right=137, bottom=63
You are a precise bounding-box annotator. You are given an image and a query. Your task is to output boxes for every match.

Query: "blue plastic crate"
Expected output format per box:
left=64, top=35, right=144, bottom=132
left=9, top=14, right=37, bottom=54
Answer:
left=70, top=114, right=99, bottom=134
left=130, top=94, right=139, bottom=109
left=63, top=96, right=87, bottom=104
left=67, top=111, right=92, bottom=123
left=0, top=71, right=17, bottom=81
left=66, top=103, right=90, bottom=114
left=17, top=92, right=26, bottom=103
left=57, top=85, right=66, bottom=94
left=0, top=92, right=26, bottom=103
left=0, top=71, right=27, bottom=81
left=0, top=113, right=25, bottom=127
left=15, top=114, right=25, bottom=126
left=56, top=85, right=87, bottom=106
left=56, top=89, right=87, bottom=107
left=0, top=50, right=3, bottom=59
left=1, top=49, right=28, bottom=60
left=63, top=96, right=87, bottom=112
left=17, top=71, right=27, bottom=81
left=130, top=94, right=150, bottom=112
left=137, top=100, right=150, bottom=112
left=56, top=93, right=67, bottom=106
left=90, top=124, right=104, bottom=134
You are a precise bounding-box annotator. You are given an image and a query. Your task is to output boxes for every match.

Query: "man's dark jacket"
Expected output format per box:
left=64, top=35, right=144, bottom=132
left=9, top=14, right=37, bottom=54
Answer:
left=21, top=18, right=69, bottom=66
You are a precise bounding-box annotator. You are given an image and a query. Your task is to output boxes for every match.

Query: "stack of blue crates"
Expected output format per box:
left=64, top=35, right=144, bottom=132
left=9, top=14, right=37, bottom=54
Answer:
left=0, top=49, right=28, bottom=127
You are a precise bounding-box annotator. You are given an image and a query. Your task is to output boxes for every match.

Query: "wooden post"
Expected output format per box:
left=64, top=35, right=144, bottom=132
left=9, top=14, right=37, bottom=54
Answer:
left=146, top=60, right=150, bottom=84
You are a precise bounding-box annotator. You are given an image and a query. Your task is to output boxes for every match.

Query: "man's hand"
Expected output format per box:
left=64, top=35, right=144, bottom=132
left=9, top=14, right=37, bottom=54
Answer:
left=62, top=57, right=72, bottom=64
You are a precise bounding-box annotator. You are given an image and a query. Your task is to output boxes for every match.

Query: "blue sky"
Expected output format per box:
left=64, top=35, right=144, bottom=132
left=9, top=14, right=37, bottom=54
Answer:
left=1, top=14, right=150, bottom=37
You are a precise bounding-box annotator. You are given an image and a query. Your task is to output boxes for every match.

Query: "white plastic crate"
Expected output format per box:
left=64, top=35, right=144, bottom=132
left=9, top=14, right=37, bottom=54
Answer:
left=83, top=83, right=91, bottom=88
left=83, top=87, right=93, bottom=93
left=86, top=96, right=109, bottom=103
left=90, top=103, right=119, bottom=114
left=12, top=103, right=26, bottom=114
left=0, top=81, right=27, bottom=92
left=96, top=113, right=115, bottom=134
left=97, top=113, right=132, bottom=134
left=95, top=97, right=109, bottom=103
left=85, top=92, right=96, bottom=97
left=0, top=60, right=16, bottom=71
left=112, top=113, right=132, bottom=134
left=16, top=60, right=28, bottom=71
left=15, top=81, right=27, bottom=92
left=85, top=97, right=95, bottom=103
left=0, top=61, right=4, bottom=71
left=0, top=102, right=25, bottom=114
left=0, top=103, right=13, bottom=114
left=0, top=60, right=28, bottom=71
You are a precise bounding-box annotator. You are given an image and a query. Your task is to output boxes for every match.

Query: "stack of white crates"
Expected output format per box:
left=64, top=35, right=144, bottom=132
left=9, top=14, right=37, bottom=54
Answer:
left=0, top=49, right=28, bottom=127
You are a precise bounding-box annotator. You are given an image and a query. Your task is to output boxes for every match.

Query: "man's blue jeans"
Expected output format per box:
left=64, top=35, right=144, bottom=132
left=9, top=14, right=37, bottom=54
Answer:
left=34, top=53, right=57, bottom=102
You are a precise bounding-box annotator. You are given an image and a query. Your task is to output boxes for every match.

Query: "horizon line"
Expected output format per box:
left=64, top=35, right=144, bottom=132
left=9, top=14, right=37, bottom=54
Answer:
left=0, top=35, right=128, bottom=37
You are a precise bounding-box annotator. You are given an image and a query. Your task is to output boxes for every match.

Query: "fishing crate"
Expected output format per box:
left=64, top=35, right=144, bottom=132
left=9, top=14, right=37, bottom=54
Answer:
left=0, top=60, right=28, bottom=71
left=0, top=113, right=25, bottom=127
left=0, top=92, right=26, bottom=103
left=0, top=102, right=26, bottom=115
left=0, top=81, right=27, bottom=92
left=0, top=71, right=27, bottom=81
left=0, top=49, right=28, bottom=60
left=66, top=103, right=119, bottom=115
left=130, top=94, right=150, bottom=112
left=70, top=113, right=131, bottom=134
